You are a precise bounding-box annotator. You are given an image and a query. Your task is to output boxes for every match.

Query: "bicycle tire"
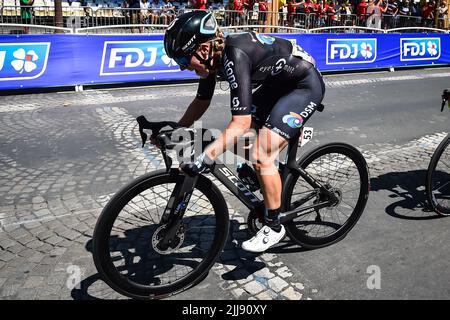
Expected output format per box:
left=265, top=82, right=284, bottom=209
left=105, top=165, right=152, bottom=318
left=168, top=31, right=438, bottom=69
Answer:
left=426, top=134, right=450, bottom=216
left=282, top=143, right=370, bottom=249
left=92, top=169, right=229, bottom=299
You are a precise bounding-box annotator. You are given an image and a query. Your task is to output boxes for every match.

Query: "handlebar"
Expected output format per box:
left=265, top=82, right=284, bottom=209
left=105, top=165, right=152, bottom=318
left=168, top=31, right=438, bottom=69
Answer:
left=136, top=115, right=180, bottom=148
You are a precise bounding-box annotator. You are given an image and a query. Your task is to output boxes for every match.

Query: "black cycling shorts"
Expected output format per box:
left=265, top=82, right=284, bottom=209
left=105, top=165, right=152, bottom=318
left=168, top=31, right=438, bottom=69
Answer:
left=251, top=67, right=325, bottom=141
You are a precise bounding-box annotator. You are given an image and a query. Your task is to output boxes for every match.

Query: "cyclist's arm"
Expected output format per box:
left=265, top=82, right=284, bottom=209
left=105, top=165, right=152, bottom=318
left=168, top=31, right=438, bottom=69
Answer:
left=178, top=98, right=211, bottom=127
left=204, top=46, right=253, bottom=160
left=178, top=72, right=217, bottom=127
left=205, top=115, right=252, bottom=160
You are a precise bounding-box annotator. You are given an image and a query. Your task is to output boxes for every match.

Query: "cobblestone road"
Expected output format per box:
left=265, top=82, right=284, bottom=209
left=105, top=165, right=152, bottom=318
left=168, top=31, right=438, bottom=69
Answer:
left=1, top=69, right=450, bottom=300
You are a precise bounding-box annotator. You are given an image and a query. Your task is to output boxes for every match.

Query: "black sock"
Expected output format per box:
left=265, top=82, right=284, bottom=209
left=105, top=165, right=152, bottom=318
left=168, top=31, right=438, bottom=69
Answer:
left=264, top=208, right=281, bottom=232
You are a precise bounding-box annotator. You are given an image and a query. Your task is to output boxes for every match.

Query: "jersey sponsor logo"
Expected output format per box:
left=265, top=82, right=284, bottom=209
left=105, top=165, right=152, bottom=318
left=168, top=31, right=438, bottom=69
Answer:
left=400, top=38, right=441, bottom=62
left=0, top=43, right=50, bottom=81
left=100, top=41, right=179, bottom=76
left=282, top=112, right=304, bottom=128
left=259, top=59, right=296, bottom=75
left=271, top=58, right=286, bottom=76
left=299, top=101, right=317, bottom=118
left=223, top=54, right=238, bottom=89
left=326, top=39, right=377, bottom=65
left=232, top=97, right=240, bottom=108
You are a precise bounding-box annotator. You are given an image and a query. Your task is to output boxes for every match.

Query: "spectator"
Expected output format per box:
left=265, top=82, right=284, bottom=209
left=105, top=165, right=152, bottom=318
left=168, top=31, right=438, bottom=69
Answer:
left=356, top=0, right=368, bottom=25
left=121, top=0, right=131, bottom=19
left=129, top=0, right=141, bottom=33
left=366, top=0, right=387, bottom=28
left=324, top=0, right=338, bottom=26
left=258, top=0, right=268, bottom=29
left=20, top=0, right=34, bottom=34
left=234, top=0, right=246, bottom=24
left=140, top=0, right=150, bottom=26
left=438, top=0, right=448, bottom=28
left=160, top=0, right=175, bottom=24
left=287, top=0, right=302, bottom=26
left=149, top=0, right=162, bottom=25
left=384, top=0, right=399, bottom=28
left=194, top=0, right=207, bottom=9
left=279, top=0, right=287, bottom=25
left=247, top=0, right=257, bottom=24
left=340, top=0, right=355, bottom=25
left=421, top=0, right=435, bottom=27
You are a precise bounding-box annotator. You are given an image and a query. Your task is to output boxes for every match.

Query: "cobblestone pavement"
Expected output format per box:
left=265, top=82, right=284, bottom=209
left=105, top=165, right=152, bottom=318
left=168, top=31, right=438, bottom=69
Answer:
left=1, top=69, right=450, bottom=300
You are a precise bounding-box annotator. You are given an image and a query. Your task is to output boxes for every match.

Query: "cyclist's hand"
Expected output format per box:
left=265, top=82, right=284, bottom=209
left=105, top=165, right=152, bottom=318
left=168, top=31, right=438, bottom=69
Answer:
left=149, top=136, right=162, bottom=149
left=179, top=153, right=215, bottom=177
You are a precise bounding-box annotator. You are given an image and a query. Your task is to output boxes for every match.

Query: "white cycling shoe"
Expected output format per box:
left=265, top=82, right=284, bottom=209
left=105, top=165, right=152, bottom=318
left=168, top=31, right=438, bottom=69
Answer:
left=241, top=225, right=286, bottom=253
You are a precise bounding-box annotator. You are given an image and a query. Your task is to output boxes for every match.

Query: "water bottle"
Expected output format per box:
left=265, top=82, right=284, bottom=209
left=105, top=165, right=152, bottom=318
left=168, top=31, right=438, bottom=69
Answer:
left=236, top=162, right=260, bottom=191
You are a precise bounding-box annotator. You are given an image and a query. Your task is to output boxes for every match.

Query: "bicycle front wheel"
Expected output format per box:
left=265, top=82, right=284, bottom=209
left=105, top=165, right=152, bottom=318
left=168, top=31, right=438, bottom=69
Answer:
left=283, top=143, right=370, bottom=249
left=92, top=169, right=229, bottom=299
left=426, top=134, right=450, bottom=216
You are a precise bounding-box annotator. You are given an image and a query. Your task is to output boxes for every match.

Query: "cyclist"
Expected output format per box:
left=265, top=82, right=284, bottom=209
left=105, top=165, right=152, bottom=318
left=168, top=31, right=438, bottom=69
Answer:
left=163, top=11, right=325, bottom=252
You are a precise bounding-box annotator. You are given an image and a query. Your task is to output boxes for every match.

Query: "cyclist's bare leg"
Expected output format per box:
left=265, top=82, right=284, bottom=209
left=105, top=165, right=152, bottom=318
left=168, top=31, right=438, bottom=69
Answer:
left=252, top=127, right=288, bottom=212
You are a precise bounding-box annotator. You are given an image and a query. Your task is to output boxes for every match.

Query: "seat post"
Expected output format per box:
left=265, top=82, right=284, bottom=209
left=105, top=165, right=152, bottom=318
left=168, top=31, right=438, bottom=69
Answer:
left=286, top=130, right=301, bottom=169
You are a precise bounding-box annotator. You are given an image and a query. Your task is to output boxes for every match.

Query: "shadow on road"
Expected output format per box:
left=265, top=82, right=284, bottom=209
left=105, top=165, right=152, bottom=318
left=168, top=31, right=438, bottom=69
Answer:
left=71, top=218, right=271, bottom=299
left=370, top=169, right=443, bottom=220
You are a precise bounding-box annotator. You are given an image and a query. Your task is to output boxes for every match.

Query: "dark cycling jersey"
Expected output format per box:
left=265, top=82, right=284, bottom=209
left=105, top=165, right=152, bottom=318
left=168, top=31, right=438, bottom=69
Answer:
left=197, top=32, right=316, bottom=113
left=196, top=31, right=325, bottom=140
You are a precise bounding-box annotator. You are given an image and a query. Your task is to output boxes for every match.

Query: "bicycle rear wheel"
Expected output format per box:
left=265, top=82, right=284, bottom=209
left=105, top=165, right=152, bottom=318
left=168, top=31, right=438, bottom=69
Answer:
left=283, top=143, right=370, bottom=249
left=92, top=169, right=229, bottom=299
left=426, top=134, right=450, bottom=216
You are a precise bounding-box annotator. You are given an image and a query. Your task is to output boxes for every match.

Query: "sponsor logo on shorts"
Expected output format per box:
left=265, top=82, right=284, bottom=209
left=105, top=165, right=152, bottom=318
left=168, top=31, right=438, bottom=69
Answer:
left=270, top=126, right=291, bottom=139
left=282, top=112, right=304, bottom=128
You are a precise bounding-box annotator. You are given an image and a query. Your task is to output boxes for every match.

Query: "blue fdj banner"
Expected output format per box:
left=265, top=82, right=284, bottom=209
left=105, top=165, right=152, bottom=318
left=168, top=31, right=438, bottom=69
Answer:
left=0, top=33, right=449, bottom=90
left=0, top=42, right=51, bottom=82
left=283, top=33, right=450, bottom=71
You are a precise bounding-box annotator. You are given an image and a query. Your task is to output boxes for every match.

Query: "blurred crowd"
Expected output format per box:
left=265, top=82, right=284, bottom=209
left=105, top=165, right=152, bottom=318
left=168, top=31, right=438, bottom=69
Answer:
left=119, top=0, right=448, bottom=29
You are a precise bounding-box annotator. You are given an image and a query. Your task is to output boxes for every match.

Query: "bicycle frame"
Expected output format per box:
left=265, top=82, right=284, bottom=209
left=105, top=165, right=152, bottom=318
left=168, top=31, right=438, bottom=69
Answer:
left=208, top=131, right=339, bottom=223
left=136, top=118, right=342, bottom=246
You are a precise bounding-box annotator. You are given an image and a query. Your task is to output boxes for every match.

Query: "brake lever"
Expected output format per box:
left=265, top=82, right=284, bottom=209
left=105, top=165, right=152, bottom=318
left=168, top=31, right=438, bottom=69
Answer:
left=136, top=115, right=179, bottom=148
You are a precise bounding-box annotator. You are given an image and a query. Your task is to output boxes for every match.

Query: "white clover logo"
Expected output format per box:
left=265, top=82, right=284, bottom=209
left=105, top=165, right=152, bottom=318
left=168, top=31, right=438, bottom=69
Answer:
left=161, top=48, right=177, bottom=67
left=427, top=41, right=438, bottom=56
left=360, top=42, right=373, bottom=59
left=11, top=48, right=38, bottom=74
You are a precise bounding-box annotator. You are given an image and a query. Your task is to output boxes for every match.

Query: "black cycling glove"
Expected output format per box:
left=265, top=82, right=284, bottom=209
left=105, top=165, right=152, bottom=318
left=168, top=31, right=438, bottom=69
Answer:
left=180, top=152, right=215, bottom=177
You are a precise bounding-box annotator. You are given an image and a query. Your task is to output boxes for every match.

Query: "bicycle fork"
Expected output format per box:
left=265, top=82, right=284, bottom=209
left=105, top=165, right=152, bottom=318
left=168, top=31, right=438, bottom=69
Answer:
left=158, top=174, right=198, bottom=250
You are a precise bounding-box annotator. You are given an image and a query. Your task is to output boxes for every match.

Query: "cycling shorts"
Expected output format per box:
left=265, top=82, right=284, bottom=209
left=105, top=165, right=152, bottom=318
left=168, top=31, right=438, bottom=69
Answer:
left=251, top=67, right=325, bottom=141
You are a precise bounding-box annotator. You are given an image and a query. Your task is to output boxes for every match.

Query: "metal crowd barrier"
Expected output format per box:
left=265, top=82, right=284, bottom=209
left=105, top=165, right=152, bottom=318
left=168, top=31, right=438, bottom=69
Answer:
left=0, top=5, right=448, bottom=34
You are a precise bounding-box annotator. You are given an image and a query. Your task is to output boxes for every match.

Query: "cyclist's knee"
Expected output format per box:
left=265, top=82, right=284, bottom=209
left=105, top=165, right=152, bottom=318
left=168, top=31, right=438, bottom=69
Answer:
left=252, top=155, right=278, bottom=176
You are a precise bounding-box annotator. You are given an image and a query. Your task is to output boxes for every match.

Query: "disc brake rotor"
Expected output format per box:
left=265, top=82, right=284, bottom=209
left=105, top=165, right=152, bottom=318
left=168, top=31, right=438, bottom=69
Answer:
left=151, top=224, right=185, bottom=255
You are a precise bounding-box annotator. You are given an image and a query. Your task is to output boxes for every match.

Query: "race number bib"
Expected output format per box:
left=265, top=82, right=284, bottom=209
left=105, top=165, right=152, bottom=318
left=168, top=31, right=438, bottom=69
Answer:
left=300, top=127, right=314, bottom=147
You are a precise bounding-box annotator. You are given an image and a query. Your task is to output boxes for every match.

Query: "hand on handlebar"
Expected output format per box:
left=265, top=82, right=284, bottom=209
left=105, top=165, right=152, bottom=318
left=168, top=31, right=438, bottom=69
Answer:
left=179, top=152, right=215, bottom=177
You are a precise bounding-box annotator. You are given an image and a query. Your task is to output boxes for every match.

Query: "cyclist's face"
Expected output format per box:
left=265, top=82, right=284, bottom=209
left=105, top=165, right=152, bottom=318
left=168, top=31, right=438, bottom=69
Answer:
left=179, top=43, right=211, bottom=79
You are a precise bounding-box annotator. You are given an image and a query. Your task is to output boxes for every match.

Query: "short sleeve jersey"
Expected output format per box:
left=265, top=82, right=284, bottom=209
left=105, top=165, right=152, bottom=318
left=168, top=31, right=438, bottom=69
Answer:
left=196, top=32, right=316, bottom=116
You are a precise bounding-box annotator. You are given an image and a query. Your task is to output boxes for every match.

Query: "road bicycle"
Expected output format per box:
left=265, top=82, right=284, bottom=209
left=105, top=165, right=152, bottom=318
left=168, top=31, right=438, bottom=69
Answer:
left=92, top=113, right=370, bottom=300
left=425, top=89, right=450, bottom=216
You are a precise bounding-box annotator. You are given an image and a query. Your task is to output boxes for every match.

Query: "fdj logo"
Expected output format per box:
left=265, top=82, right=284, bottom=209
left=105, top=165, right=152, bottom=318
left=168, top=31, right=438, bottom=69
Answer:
left=326, top=39, right=377, bottom=65
left=0, top=43, right=50, bottom=81
left=100, top=41, right=178, bottom=76
left=400, top=38, right=441, bottom=61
